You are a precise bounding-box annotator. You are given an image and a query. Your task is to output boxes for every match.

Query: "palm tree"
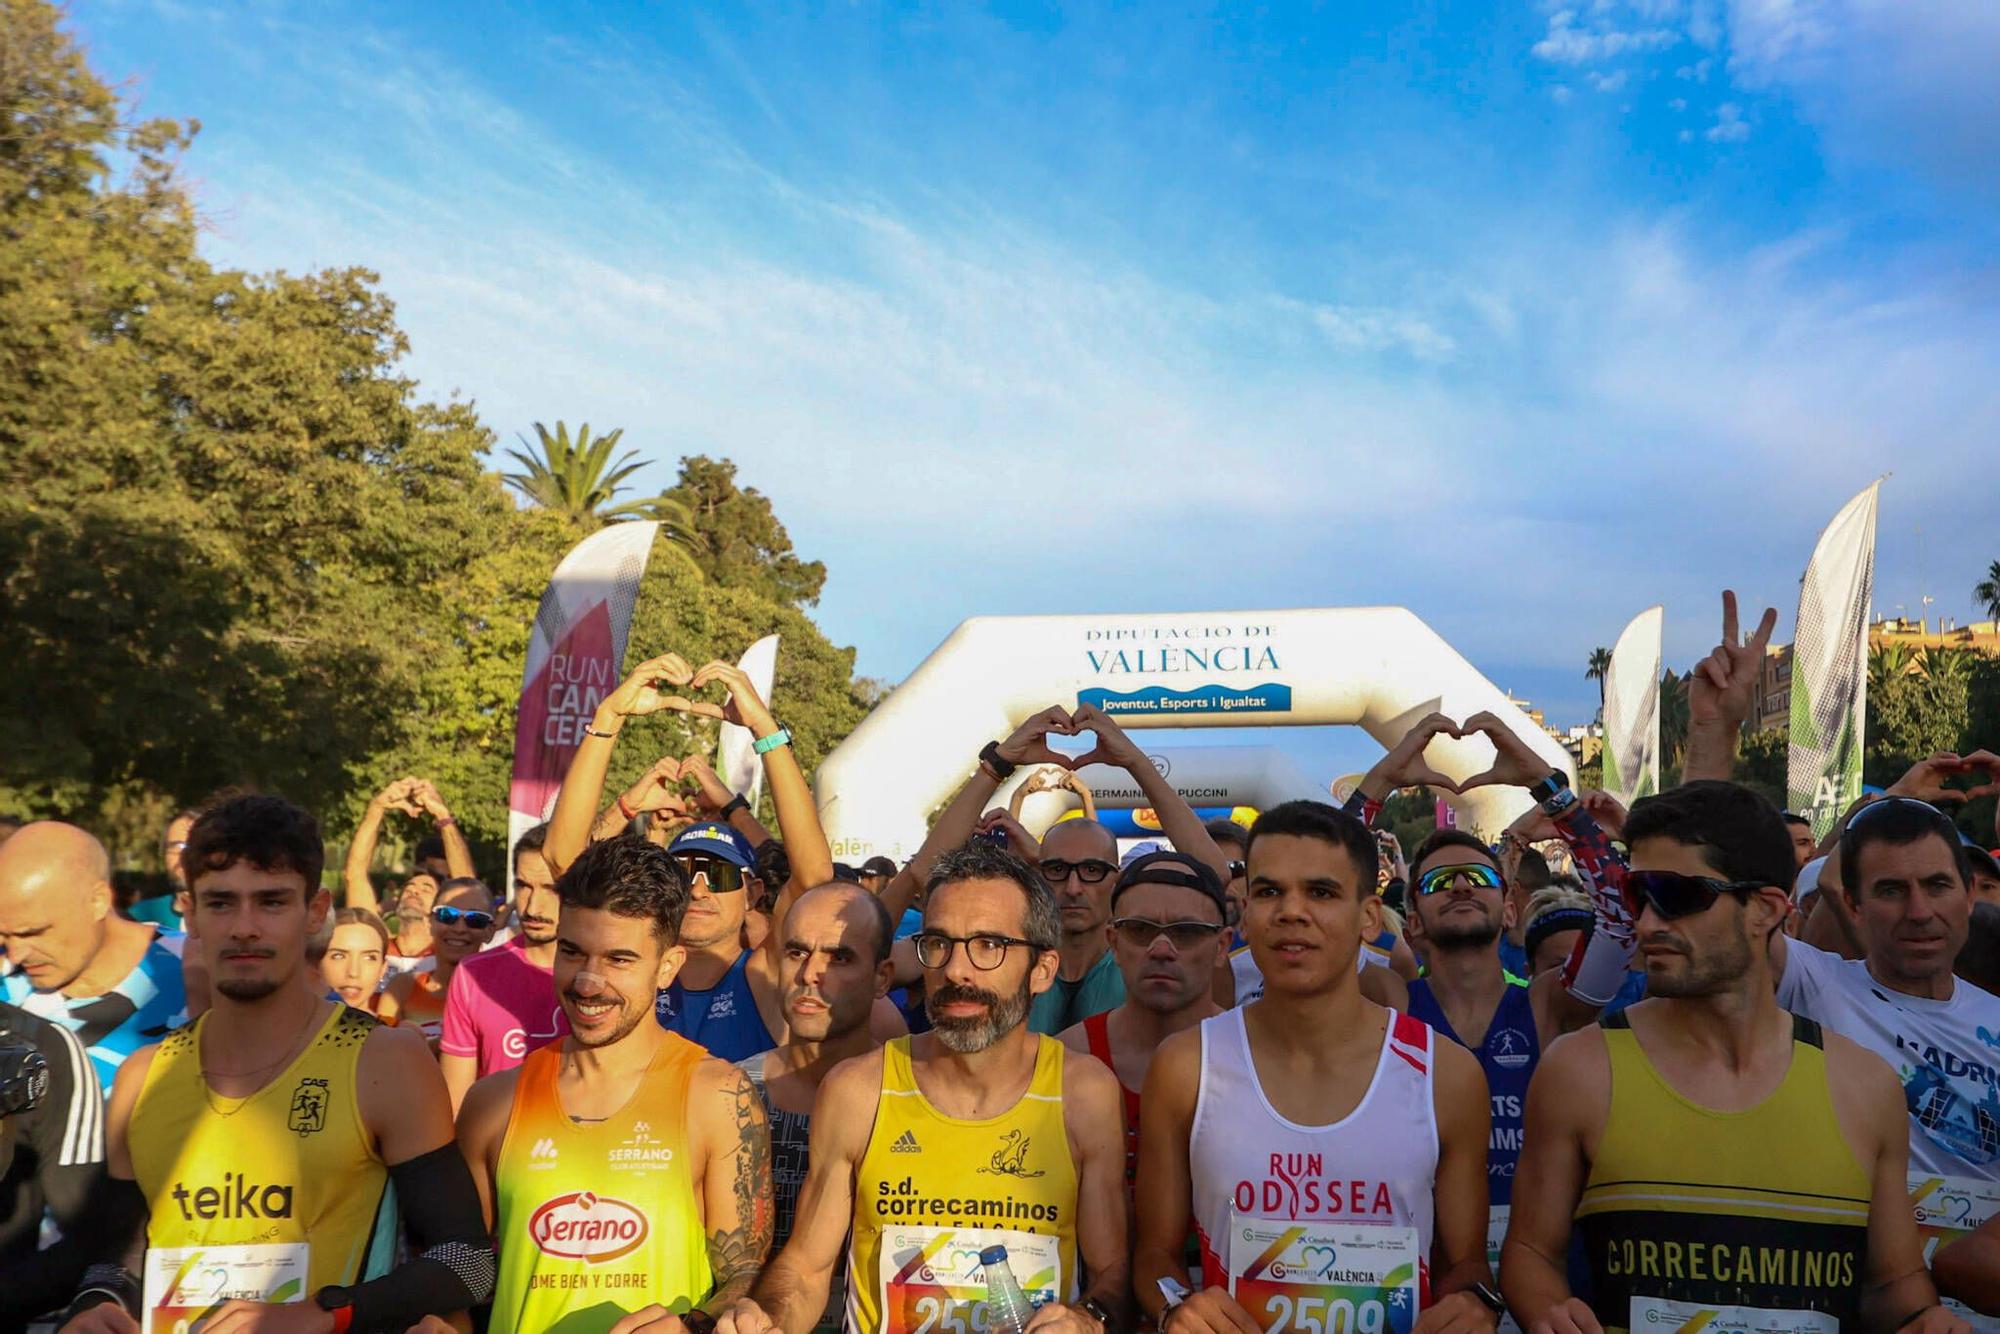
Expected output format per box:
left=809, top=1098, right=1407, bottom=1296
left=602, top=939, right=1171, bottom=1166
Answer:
left=502, top=421, right=695, bottom=539
left=1659, top=668, right=1691, bottom=764
left=1976, top=560, right=2000, bottom=626
left=1585, top=646, right=1613, bottom=714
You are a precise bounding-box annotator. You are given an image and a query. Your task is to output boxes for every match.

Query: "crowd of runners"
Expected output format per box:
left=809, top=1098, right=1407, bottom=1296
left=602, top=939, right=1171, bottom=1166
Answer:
left=4, top=592, right=2000, bottom=1333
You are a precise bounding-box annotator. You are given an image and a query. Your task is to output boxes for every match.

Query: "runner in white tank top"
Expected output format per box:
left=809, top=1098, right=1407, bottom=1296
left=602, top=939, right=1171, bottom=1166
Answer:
left=1134, top=799, right=1502, bottom=1334
left=1190, top=1005, right=1441, bottom=1292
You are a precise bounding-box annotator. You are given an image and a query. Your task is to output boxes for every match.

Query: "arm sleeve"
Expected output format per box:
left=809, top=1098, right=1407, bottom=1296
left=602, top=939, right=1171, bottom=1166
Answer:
left=1339, top=792, right=1385, bottom=828
left=1555, top=804, right=1639, bottom=1006
left=328, top=1144, right=496, bottom=1330
left=436, top=962, right=480, bottom=1058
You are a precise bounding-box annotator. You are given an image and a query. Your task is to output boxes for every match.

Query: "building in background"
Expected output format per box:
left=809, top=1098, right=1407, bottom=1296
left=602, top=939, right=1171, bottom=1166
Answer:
left=1749, top=617, right=2000, bottom=735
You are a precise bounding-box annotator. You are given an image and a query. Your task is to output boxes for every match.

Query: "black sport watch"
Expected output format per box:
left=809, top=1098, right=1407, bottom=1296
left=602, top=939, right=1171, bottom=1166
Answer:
left=1076, top=1296, right=1115, bottom=1327
left=1470, top=1282, right=1507, bottom=1315
left=978, top=740, right=1018, bottom=780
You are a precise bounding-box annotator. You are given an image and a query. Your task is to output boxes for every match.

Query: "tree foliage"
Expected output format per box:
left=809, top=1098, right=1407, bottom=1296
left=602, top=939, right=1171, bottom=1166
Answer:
left=502, top=420, right=695, bottom=536
left=0, top=3, right=868, bottom=880
left=1975, top=560, right=2000, bottom=626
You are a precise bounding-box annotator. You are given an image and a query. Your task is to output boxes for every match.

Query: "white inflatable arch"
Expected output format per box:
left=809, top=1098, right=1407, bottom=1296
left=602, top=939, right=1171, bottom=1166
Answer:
left=815, top=607, right=1575, bottom=862
left=997, top=744, right=1319, bottom=839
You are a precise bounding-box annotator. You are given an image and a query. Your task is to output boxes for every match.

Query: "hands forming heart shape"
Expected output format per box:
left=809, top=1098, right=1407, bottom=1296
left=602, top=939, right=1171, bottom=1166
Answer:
left=1382, top=711, right=1555, bottom=795
left=1890, top=750, right=2000, bottom=805
left=996, top=704, right=1143, bottom=774
left=609, top=653, right=775, bottom=730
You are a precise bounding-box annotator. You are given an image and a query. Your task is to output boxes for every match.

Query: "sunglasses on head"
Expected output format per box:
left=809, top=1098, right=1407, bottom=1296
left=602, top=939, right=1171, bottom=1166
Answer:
left=430, top=905, right=495, bottom=930
left=674, top=854, right=746, bottom=893
left=1845, top=795, right=1954, bottom=831
left=1110, top=917, right=1225, bottom=951
left=1415, top=863, right=1504, bottom=896
left=1623, top=869, right=1763, bottom=920
left=1039, top=858, right=1116, bottom=884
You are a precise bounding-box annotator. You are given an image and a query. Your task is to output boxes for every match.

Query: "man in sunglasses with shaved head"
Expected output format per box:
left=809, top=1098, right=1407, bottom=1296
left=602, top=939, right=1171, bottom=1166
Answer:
left=1503, top=781, right=1958, bottom=1333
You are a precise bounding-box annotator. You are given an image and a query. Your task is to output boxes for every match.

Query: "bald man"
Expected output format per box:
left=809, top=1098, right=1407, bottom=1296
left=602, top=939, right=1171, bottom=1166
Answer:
left=0, top=822, right=188, bottom=1090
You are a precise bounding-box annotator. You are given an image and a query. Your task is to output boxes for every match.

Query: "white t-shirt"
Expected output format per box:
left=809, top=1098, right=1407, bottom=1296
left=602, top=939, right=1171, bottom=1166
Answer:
left=1777, top=938, right=2000, bottom=1179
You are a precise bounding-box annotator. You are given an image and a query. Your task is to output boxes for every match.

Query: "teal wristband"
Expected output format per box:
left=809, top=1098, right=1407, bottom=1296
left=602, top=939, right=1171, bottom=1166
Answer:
left=752, top=727, right=792, bottom=755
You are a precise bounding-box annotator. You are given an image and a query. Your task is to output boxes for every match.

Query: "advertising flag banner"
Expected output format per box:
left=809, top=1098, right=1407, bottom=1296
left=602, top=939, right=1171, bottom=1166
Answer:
left=1788, top=482, right=1882, bottom=835
left=508, top=522, right=661, bottom=855
left=719, top=634, right=781, bottom=806
left=1602, top=606, right=1663, bottom=805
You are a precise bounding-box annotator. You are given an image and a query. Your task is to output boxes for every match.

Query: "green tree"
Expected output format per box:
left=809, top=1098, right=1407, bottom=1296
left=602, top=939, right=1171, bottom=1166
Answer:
left=502, top=420, right=695, bottom=536
left=1658, top=668, right=1691, bottom=765
left=1585, top=646, right=1612, bottom=714
left=667, top=456, right=828, bottom=608
left=1976, top=561, right=2000, bottom=626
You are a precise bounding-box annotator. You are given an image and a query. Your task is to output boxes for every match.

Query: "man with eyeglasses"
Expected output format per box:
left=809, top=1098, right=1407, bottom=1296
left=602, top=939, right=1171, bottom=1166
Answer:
left=713, top=838, right=1130, bottom=1334
left=1503, top=780, right=1956, bottom=1334
left=1058, top=851, right=1228, bottom=1188
left=542, top=650, right=840, bottom=1063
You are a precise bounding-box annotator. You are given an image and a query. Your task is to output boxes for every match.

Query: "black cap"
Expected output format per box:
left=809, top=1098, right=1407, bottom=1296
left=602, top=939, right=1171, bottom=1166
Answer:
left=1111, top=851, right=1228, bottom=917
left=830, top=863, right=862, bottom=883
left=860, top=855, right=898, bottom=879
left=1968, top=844, right=2000, bottom=883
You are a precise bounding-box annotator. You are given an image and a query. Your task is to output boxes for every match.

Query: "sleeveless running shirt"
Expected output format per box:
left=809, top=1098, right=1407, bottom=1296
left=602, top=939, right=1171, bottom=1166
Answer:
left=1190, top=1007, right=1439, bottom=1309
left=1576, top=1012, right=1869, bottom=1332
left=658, top=950, right=777, bottom=1062
left=850, top=1036, right=1080, bottom=1333
left=1405, top=978, right=1538, bottom=1208
left=491, top=1034, right=714, bottom=1333
left=128, top=1004, right=396, bottom=1304
left=1081, top=1012, right=1141, bottom=1185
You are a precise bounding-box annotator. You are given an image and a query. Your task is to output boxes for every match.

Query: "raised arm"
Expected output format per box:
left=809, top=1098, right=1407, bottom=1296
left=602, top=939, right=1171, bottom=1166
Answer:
left=692, top=659, right=832, bottom=917
left=714, top=1056, right=880, bottom=1334
left=344, top=779, right=412, bottom=912
left=1071, top=702, right=1228, bottom=878
left=545, top=652, right=702, bottom=876
left=682, top=754, right=778, bottom=848
left=408, top=780, right=477, bottom=879
left=1680, top=591, right=1778, bottom=783
left=877, top=706, right=1079, bottom=921
left=1499, top=1031, right=1607, bottom=1334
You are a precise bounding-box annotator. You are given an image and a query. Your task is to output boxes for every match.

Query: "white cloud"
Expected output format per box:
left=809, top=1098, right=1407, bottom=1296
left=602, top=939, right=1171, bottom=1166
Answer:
left=1532, top=7, right=1680, bottom=63
left=1590, top=70, right=1631, bottom=91
left=1720, top=0, right=2000, bottom=199
left=1706, top=101, right=1751, bottom=140
left=1669, top=96, right=1688, bottom=110
left=1551, top=84, right=1575, bottom=103
left=1675, top=57, right=1713, bottom=79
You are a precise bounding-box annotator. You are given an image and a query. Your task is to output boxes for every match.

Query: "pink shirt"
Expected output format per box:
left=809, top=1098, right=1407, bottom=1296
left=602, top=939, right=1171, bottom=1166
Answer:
left=438, top=939, right=567, bottom=1076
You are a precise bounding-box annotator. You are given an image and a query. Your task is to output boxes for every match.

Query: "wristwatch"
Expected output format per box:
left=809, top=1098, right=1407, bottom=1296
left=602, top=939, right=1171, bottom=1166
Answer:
left=1528, top=771, right=1578, bottom=818
left=752, top=723, right=794, bottom=755
left=1076, top=1296, right=1114, bottom=1327
left=1470, top=1282, right=1507, bottom=1316
left=719, top=794, right=750, bottom=820
left=978, top=740, right=1018, bottom=780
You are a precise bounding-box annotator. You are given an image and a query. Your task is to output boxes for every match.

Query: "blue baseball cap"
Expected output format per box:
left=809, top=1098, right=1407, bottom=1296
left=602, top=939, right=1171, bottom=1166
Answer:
left=666, top=822, right=758, bottom=870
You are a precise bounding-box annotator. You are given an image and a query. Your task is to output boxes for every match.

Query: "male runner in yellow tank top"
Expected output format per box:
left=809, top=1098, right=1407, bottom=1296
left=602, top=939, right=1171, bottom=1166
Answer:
left=1502, top=781, right=1961, bottom=1334
left=449, top=835, right=773, bottom=1334
left=55, top=793, right=493, bottom=1334
left=711, top=838, right=1131, bottom=1334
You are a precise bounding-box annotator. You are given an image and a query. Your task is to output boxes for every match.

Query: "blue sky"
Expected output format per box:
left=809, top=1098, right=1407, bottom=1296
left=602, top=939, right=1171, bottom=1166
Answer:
left=70, top=1, right=2000, bottom=780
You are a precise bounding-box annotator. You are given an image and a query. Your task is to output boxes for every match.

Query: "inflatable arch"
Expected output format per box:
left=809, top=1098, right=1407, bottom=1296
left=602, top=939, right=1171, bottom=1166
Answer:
left=996, top=744, right=1319, bottom=839
left=815, top=607, right=1576, bottom=862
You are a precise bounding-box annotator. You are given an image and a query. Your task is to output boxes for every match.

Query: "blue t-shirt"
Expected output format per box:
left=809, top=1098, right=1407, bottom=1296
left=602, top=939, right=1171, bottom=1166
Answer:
left=1407, top=976, right=1539, bottom=1206
left=1497, top=935, right=1529, bottom=980
left=655, top=950, right=777, bottom=1061
left=2, top=931, right=188, bottom=1093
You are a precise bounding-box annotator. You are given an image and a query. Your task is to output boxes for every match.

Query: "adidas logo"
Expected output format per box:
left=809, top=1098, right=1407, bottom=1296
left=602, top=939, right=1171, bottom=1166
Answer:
left=890, top=1130, right=922, bottom=1154
left=531, top=1139, right=559, bottom=1161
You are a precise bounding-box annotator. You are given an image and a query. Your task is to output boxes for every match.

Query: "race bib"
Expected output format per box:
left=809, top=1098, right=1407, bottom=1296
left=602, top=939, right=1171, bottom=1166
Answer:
left=1485, top=1207, right=1520, bottom=1334
left=142, top=1243, right=309, bottom=1333
left=1628, top=1297, right=1838, bottom=1333
left=1909, top=1173, right=2000, bottom=1332
left=877, top=1225, right=1063, bottom=1334
left=1227, top=1213, right=1421, bottom=1334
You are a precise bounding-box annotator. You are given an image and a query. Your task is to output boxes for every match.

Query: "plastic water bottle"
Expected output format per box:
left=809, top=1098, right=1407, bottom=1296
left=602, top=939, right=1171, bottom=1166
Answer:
left=979, top=1244, right=1035, bottom=1334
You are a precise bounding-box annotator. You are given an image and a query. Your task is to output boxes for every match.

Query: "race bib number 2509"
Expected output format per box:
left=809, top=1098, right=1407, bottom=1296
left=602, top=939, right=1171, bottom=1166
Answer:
left=1228, top=1214, right=1421, bottom=1334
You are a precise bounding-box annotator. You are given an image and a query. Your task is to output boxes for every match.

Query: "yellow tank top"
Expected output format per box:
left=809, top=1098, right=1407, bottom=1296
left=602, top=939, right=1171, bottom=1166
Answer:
left=129, top=1004, right=396, bottom=1296
left=490, top=1033, right=714, bottom=1334
left=1577, top=1012, right=1870, bottom=1331
left=850, top=1036, right=1079, bottom=1334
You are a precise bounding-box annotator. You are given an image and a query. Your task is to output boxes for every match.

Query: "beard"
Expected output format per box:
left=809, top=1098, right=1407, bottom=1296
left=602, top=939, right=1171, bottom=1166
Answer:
left=1427, top=915, right=1501, bottom=949
left=1643, top=927, right=1752, bottom=998
left=215, top=975, right=284, bottom=1002
left=563, top=989, right=652, bottom=1048
left=927, top=976, right=1033, bottom=1054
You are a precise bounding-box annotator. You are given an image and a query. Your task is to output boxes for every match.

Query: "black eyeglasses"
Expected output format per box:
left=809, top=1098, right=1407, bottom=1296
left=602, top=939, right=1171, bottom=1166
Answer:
left=1039, top=858, right=1116, bottom=884
left=1624, top=870, right=1763, bottom=921
left=1110, top=918, right=1225, bottom=951
left=912, top=932, right=1039, bottom=970
left=430, top=905, right=495, bottom=930
left=674, top=854, right=746, bottom=893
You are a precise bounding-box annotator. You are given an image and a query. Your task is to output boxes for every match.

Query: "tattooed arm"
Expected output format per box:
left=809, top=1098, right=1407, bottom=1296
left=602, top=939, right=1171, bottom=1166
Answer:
left=683, top=1059, right=774, bottom=1315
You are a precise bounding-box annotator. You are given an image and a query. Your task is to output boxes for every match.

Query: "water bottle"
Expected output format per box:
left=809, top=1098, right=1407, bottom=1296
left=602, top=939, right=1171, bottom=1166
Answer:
left=979, top=1244, right=1036, bottom=1334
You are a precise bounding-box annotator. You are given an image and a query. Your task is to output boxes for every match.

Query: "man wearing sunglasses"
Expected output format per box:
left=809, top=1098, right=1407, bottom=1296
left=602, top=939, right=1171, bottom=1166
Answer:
left=1057, top=850, right=1228, bottom=1188
left=1403, top=828, right=1606, bottom=1287
left=1503, top=782, right=1954, bottom=1334
left=713, top=838, right=1130, bottom=1334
